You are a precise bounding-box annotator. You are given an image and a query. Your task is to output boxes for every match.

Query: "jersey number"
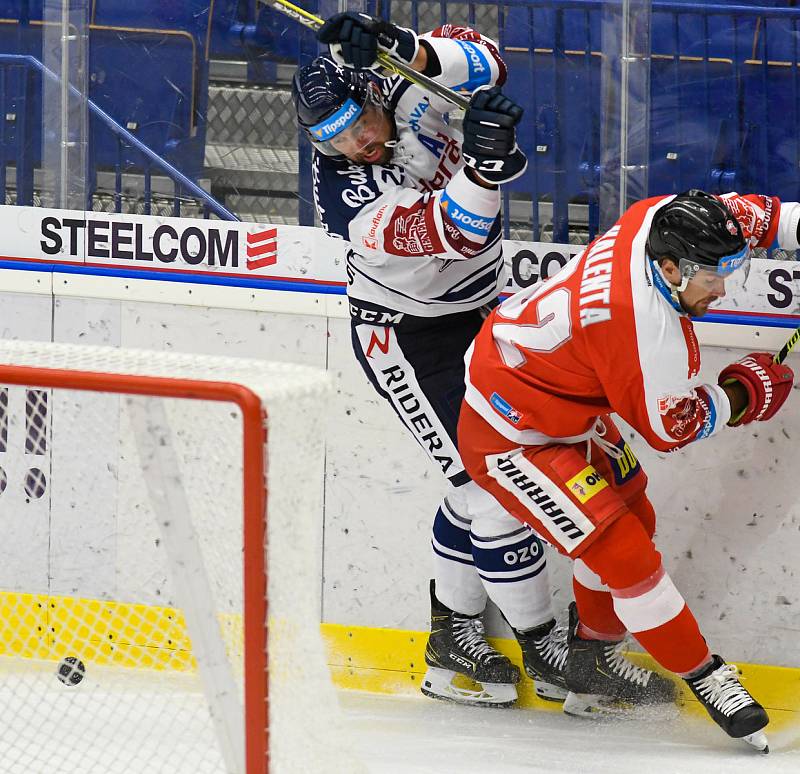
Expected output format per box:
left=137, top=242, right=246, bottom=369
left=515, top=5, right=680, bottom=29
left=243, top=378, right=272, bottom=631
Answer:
left=493, top=286, right=572, bottom=368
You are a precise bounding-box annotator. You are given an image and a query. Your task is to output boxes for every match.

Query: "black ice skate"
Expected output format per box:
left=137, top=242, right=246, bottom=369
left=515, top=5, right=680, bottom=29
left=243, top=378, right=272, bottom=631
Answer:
left=684, top=655, right=769, bottom=753
left=513, top=618, right=569, bottom=702
left=421, top=580, right=520, bottom=707
left=562, top=603, right=677, bottom=718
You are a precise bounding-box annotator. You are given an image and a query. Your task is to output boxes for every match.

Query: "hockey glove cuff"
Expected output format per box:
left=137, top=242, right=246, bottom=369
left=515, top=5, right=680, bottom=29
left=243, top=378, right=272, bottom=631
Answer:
left=317, top=12, right=419, bottom=70
left=464, top=146, right=528, bottom=185
left=462, top=87, right=528, bottom=185
left=718, top=352, right=794, bottom=426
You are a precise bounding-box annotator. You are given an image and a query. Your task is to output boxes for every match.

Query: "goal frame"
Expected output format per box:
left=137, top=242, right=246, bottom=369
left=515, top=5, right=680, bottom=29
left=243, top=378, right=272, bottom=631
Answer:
left=0, top=362, right=269, bottom=774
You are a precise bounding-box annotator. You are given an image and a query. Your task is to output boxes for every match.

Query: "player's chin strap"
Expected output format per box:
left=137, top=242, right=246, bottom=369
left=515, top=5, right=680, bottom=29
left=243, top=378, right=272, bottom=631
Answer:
left=648, top=256, right=686, bottom=314
left=382, top=111, right=414, bottom=165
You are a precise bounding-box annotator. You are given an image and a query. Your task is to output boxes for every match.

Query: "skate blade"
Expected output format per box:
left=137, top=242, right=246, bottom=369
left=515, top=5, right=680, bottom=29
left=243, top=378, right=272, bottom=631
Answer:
left=534, top=681, right=568, bottom=703
left=741, top=730, right=769, bottom=753
left=563, top=691, right=679, bottom=721
left=421, top=667, right=518, bottom=708
left=563, top=691, right=632, bottom=719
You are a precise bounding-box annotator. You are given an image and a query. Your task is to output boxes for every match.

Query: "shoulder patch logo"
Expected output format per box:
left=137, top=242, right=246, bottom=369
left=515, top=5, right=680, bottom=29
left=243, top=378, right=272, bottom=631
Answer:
left=490, top=392, right=522, bottom=424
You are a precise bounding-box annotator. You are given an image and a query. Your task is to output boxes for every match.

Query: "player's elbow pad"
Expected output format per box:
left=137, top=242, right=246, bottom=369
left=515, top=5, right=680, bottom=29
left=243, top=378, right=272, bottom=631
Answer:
left=779, top=201, right=800, bottom=250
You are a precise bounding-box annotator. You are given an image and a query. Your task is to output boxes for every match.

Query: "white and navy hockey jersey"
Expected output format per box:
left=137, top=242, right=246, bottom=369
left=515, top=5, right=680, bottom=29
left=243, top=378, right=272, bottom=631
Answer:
left=312, top=26, right=510, bottom=319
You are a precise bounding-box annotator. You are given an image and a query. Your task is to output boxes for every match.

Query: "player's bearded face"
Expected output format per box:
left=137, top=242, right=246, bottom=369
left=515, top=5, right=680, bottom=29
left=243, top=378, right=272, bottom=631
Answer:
left=661, top=249, right=750, bottom=317
left=678, top=268, right=728, bottom=316
left=329, top=94, right=394, bottom=165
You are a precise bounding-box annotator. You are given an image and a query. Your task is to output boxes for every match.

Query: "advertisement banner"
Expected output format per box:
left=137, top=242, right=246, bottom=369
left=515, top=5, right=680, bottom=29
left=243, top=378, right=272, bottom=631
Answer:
left=0, top=206, right=798, bottom=326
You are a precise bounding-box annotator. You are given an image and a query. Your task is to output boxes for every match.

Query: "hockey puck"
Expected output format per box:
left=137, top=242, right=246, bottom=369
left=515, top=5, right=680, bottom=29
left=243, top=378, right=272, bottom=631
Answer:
left=56, top=656, right=85, bottom=686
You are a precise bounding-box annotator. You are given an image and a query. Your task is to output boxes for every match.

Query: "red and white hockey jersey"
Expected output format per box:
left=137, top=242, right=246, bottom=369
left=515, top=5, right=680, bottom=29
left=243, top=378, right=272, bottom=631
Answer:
left=464, top=193, right=800, bottom=453
left=313, top=26, right=511, bottom=318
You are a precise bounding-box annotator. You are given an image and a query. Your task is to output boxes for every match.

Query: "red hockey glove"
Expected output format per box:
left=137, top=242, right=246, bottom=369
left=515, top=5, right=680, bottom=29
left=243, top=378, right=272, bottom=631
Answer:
left=718, top=352, right=794, bottom=426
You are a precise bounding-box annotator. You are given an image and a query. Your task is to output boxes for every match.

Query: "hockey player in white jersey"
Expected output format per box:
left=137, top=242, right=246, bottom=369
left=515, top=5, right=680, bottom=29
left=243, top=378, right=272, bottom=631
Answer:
left=291, top=13, right=568, bottom=706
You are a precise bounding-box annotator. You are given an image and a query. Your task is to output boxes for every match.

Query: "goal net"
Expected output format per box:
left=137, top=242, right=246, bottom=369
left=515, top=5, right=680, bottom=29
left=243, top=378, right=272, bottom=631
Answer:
left=0, top=340, right=356, bottom=774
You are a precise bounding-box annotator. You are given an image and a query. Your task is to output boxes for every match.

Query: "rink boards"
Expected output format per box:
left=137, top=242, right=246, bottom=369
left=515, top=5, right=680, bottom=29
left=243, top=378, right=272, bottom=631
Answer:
left=0, top=206, right=799, bottom=734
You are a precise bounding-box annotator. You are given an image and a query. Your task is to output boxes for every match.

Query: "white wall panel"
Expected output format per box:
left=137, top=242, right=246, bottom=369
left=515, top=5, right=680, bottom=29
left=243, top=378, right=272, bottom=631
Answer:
left=322, top=317, right=446, bottom=628
left=118, top=300, right=328, bottom=367
left=48, top=297, right=123, bottom=597
left=0, top=290, right=54, bottom=341
left=45, top=298, right=330, bottom=605
left=0, top=292, right=54, bottom=593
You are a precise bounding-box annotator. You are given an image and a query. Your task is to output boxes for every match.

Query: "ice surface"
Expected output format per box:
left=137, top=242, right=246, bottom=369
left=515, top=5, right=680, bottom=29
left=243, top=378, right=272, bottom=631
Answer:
left=0, top=660, right=224, bottom=774
left=340, top=691, right=800, bottom=774
left=4, top=672, right=798, bottom=773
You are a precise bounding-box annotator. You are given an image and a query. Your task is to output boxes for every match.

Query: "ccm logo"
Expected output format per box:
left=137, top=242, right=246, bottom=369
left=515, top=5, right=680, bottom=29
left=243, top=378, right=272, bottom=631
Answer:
left=246, top=228, right=277, bottom=270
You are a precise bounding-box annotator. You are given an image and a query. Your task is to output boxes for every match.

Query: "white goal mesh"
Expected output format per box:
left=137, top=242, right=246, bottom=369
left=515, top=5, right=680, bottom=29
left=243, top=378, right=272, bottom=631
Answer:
left=0, top=340, right=358, bottom=774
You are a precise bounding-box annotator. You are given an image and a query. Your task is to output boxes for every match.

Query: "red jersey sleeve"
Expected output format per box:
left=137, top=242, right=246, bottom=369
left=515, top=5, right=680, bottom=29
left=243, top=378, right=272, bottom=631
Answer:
left=717, top=193, right=780, bottom=248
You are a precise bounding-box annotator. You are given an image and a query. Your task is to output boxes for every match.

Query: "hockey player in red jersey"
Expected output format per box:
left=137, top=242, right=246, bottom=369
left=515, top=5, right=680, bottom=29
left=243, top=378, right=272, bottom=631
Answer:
left=293, top=14, right=571, bottom=708
left=457, top=189, right=797, bottom=751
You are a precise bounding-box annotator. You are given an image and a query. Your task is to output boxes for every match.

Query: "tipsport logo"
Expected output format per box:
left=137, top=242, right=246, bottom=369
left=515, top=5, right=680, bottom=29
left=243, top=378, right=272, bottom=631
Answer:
left=454, top=40, right=490, bottom=91
left=490, top=392, right=522, bottom=424
left=311, top=99, right=362, bottom=141
left=440, top=193, right=494, bottom=236
left=717, top=244, right=749, bottom=276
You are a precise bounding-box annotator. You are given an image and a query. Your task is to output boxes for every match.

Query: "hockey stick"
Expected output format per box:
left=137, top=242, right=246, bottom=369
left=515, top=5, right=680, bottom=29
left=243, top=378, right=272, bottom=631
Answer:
left=774, top=326, right=800, bottom=365
left=258, top=0, right=470, bottom=110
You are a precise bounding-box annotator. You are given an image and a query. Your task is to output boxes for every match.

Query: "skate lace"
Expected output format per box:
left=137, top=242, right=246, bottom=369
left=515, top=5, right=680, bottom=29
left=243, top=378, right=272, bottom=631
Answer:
left=693, top=664, right=754, bottom=717
left=452, top=617, right=502, bottom=663
left=535, top=624, right=569, bottom=670
left=604, top=642, right=652, bottom=687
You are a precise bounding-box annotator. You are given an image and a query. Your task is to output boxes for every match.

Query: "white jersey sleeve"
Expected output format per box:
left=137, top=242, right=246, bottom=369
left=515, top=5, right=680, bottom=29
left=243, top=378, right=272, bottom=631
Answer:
left=314, top=156, right=500, bottom=260
left=418, top=25, right=507, bottom=113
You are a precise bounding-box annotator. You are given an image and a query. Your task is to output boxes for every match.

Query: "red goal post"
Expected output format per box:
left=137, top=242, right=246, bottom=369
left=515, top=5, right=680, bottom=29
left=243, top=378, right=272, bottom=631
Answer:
left=0, top=340, right=344, bottom=773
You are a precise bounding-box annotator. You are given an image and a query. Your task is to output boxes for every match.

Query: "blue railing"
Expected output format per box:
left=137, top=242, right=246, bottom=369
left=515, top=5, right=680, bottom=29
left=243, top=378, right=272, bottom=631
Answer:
left=0, top=54, right=236, bottom=220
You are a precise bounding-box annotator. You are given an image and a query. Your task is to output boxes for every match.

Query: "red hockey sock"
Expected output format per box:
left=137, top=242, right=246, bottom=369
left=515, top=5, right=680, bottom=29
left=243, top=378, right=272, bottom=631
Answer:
left=580, top=512, right=710, bottom=675
left=632, top=605, right=710, bottom=675
left=572, top=569, right=625, bottom=640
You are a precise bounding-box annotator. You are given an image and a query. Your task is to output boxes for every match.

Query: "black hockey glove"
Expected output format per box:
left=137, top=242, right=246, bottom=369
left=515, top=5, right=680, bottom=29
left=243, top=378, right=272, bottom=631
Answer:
left=462, top=87, right=528, bottom=185
left=317, top=12, right=418, bottom=71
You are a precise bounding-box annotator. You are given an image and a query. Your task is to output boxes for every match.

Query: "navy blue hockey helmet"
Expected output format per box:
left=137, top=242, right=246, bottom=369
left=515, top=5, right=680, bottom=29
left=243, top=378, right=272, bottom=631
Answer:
left=292, top=57, right=386, bottom=157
